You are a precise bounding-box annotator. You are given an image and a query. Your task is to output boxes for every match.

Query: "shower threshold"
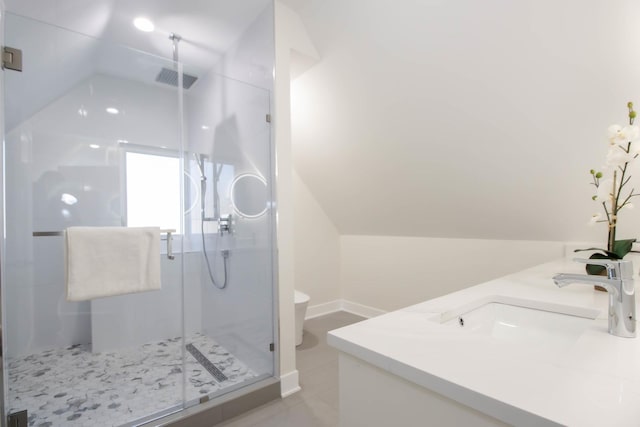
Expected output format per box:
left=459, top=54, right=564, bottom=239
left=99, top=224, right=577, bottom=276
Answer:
left=6, top=333, right=259, bottom=427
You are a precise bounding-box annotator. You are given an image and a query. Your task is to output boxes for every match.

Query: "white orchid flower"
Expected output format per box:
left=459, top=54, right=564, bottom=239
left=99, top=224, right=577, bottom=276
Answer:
left=608, top=124, right=622, bottom=145
left=627, top=125, right=640, bottom=141
left=608, top=124, right=640, bottom=146
left=605, top=146, right=636, bottom=168
left=585, top=105, right=640, bottom=256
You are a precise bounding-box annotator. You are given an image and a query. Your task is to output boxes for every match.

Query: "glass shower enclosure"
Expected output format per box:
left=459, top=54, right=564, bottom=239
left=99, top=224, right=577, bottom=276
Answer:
left=1, top=4, right=276, bottom=426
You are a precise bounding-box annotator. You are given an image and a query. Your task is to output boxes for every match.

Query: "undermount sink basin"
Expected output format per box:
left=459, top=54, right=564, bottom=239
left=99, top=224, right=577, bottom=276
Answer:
left=430, top=296, right=601, bottom=347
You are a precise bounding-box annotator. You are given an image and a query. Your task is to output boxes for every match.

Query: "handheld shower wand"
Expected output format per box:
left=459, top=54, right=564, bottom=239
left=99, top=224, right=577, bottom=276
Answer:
left=193, top=153, right=208, bottom=219
left=193, top=153, right=229, bottom=289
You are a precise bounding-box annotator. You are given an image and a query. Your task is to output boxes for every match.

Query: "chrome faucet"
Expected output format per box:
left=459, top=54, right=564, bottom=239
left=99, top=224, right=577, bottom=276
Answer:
left=553, top=258, right=636, bottom=338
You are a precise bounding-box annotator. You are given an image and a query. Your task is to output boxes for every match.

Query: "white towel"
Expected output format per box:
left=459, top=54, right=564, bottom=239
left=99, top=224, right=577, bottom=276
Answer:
left=65, top=226, right=161, bottom=301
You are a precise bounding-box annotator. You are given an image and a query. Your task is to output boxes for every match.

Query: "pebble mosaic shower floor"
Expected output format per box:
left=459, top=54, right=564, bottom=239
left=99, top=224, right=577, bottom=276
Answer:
left=6, top=333, right=258, bottom=427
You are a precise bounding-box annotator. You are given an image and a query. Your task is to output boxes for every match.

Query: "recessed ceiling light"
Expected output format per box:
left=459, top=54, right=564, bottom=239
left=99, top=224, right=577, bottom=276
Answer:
left=89, top=144, right=100, bottom=149
left=201, top=125, right=210, bottom=130
left=134, top=17, right=155, bottom=32
left=77, top=107, right=88, bottom=117
left=106, top=107, right=119, bottom=115
left=117, top=139, right=129, bottom=144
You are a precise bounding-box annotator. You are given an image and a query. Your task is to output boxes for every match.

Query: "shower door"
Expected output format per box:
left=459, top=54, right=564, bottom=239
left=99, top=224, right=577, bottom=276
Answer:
left=184, top=72, right=277, bottom=401
left=2, top=13, right=188, bottom=426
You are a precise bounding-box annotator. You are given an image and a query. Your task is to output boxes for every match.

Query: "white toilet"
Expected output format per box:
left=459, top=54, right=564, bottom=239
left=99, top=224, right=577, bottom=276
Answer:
left=294, top=290, right=310, bottom=346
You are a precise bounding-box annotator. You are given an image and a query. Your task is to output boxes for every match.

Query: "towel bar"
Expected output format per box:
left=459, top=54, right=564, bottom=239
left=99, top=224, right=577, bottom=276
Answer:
left=32, top=229, right=177, bottom=260
left=165, top=230, right=175, bottom=260
left=32, top=231, right=64, bottom=237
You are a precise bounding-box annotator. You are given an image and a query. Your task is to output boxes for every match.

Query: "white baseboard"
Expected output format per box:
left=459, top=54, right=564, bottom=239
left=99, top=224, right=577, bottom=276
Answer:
left=305, top=300, right=343, bottom=319
left=340, top=300, right=386, bottom=318
left=305, top=299, right=386, bottom=320
left=280, top=370, right=301, bottom=398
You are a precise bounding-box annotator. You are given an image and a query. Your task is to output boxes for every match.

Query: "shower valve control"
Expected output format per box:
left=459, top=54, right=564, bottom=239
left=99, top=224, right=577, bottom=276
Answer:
left=218, top=214, right=232, bottom=235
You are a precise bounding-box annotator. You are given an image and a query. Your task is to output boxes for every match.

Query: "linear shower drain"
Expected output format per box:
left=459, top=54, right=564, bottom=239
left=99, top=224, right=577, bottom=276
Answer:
left=186, top=343, right=228, bottom=382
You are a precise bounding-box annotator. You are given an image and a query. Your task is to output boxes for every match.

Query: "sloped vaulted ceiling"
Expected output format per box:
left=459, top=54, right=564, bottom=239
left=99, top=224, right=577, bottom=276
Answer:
left=4, top=0, right=270, bottom=131
left=289, top=0, right=640, bottom=241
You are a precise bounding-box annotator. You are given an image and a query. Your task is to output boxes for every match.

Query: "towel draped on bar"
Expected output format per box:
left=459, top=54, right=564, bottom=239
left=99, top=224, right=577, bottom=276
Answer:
left=65, top=226, right=161, bottom=301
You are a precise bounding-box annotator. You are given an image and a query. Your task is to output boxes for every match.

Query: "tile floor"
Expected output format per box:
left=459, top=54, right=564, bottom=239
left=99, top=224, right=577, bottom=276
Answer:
left=7, top=333, right=258, bottom=427
left=216, top=311, right=365, bottom=427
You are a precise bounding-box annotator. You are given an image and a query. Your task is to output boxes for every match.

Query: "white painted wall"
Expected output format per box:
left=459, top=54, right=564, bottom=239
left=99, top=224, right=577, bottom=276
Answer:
left=289, top=0, right=640, bottom=243
left=290, top=169, right=594, bottom=316
left=274, top=1, right=298, bottom=396
left=293, top=162, right=571, bottom=317
left=340, top=235, right=565, bottom=312
left=291, top=172, right=572, bottom=315
left=274, top=1, right=323, bottom=396
left=293, top=169, right=341, bottom=305
left=282, top=0, right=640, bottom=318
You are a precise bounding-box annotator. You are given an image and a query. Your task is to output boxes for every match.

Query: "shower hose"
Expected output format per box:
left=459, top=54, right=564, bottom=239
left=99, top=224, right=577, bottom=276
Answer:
left=197, top=157, right=229, bottom=290
left=201, top=215, right=229, bottom=289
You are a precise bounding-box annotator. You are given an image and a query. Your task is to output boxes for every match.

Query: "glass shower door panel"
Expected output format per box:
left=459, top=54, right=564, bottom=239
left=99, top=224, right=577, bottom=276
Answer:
left=188, top=72, right=275, bottom=402
left=3, top=14, right=186, bottom=426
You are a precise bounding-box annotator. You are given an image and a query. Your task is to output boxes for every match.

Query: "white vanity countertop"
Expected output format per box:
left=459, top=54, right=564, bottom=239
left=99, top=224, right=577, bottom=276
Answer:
left=327, top=259, right=640, bottom=427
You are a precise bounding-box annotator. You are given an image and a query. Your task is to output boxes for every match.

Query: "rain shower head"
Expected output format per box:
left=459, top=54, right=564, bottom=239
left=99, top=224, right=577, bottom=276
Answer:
left=156, top=67, right=198, bottom=89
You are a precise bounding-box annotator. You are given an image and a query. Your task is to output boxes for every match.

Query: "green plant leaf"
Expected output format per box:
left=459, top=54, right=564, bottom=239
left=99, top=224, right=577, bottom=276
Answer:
left=612, top=239, right=637, bottom=258
left=586, top=252, right=612, bottom=275
left=575, top=240, right=637, bottom=275
left=574, top=248, right=620, bottom=259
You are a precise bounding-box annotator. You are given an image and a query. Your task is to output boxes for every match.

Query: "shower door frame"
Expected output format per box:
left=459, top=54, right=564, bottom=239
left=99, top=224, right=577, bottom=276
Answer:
left=0, top=2, right=7, bottom=425
left=0, top=11, right=190, bottom=426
